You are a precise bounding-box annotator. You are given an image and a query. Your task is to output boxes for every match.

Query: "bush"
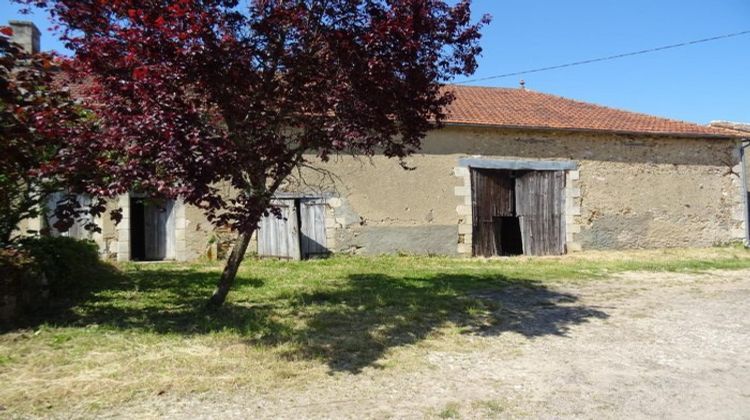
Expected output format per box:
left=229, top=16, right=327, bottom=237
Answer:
left=18, top=236, right=102, bottom=297
left=2, top=237, right=112, bottom=327
left=1, top=246, right=44, bottom=325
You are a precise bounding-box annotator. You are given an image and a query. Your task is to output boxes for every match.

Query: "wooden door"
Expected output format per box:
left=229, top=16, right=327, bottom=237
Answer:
left=143, top=201, right=171, bottom=260
left=45, top=193, right=93, bottom=239
left=515, top=171, right=565, bottom=256
left=258, top=199, right=301, bottom=260
left=300, top=198, right=328, bottom=258
left=66, top=195, right=91, bottom=239
left=471, top=169, right=515, bottom=257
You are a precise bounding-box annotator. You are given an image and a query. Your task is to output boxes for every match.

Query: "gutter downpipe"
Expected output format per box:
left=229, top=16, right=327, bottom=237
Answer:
left=741, top=139, right=750, bottom=247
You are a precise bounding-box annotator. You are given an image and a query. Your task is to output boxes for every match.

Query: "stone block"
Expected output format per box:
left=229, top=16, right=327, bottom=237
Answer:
left=567, top=242, right=583, bottom=252
left=458, top=224, right=473, bottom=234
left=453, top=166, right=469, bottom=177
left=567, top=205, right=582, bottom=216
left=456, top=205, right=472, bottom=216
left=454, top=185, right=470, bottom=196
left=569, top=170, right=580, bottom=181
left=118, top=195, right=130, bottom=210
left=116, top=227, right=129, bottom=239
left=457, top=243, right=472, bottom=254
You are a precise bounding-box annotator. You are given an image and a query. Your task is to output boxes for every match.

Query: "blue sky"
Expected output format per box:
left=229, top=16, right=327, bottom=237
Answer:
left=2, top=0, right=748, bottom=123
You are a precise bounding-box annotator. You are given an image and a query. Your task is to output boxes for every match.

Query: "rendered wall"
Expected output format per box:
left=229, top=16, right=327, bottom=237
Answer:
left=281, top=126, right=745, bottom=255
left=22, top=126, right=744, bottom=259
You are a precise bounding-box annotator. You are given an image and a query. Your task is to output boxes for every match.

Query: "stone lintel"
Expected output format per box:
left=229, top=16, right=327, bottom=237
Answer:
left=459, top=158, right=578, bottom=171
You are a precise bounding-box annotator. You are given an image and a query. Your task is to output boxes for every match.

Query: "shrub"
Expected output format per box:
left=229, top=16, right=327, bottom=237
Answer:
left=2, top=237, right=113, bottom=327
left=1, top=246, right=44, bottom=325
left=18, top=236, right=102, bottom=297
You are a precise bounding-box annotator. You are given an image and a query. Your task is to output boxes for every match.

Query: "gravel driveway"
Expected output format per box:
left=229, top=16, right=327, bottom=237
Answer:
left=107, top=269, right=750, bottom=419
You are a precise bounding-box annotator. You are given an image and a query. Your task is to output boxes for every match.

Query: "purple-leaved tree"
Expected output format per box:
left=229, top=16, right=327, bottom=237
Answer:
left=0, top=27, right=97, bottom=245
left=14, top=0, right=489, bottom=306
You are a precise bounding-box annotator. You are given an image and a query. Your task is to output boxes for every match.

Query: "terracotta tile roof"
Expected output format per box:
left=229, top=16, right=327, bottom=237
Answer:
left=444, top=85, right=742, bottom=138
left=709, top=121, right=750, bottom=135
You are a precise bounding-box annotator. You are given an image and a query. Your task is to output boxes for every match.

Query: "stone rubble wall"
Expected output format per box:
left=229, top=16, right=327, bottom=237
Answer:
left=284, top=126, right=745, bottom=255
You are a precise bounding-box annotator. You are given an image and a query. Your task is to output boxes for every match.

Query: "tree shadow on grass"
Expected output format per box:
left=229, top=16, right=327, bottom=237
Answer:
left=268, top=273, right=609, bottom=373
left=6, top=265, right=608, bottom=374
left=6, top=267, right=274, bottom=336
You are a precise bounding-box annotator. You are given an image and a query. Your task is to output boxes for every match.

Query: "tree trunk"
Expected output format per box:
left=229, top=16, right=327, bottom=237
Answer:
left=208, top=228, right=255, bottom=307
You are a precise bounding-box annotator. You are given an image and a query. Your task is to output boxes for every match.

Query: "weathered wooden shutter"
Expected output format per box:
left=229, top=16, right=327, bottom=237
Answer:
left=258, top=199, right=301, bottom=260
left=471, top=169, right=515, bottom=257
left=67, top=195, right=91, bottom=239
left=515, top=171, right=565, bottom=256
left=46, top=193, right=94, bottom=239
left=299, top=198, right=328, bottom=258
left=45, top=192, right=64, bottom=237
left=164, top=200, right=176, bottom=260
left=143, top=201, right=174, bottom=261
left=143, top=203, right=159, bottom=259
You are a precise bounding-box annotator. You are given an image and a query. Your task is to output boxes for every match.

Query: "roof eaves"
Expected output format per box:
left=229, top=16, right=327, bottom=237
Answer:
left=442, top=121, right=744, bottom=140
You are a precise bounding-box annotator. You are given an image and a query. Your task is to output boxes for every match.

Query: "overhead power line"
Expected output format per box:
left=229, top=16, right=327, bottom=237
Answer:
left=456, top=29, right=750, bottom=85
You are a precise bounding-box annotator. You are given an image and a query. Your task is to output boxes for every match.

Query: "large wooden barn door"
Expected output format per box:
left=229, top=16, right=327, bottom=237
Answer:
left=471, top=169, right=515, bottom=257
left=515, top=171, right=566, bottom=256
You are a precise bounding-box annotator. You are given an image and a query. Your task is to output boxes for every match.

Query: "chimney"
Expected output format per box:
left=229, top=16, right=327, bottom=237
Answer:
left=9, top=20, right=40, bottom=54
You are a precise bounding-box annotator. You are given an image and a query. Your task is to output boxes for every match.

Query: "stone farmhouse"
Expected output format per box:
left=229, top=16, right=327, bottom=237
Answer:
left=10, top=20, right=750, bottom=261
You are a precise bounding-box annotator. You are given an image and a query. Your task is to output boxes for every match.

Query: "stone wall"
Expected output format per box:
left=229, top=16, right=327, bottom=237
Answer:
left=284, top=126, right=745, bottom=255
left=282, top=154, right=465, bottom=255
left=9, top=20, right=40, bottom=54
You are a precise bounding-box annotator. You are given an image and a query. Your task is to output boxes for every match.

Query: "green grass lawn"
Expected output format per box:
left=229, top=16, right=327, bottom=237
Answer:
left=1, top=247, right=750, bottom=416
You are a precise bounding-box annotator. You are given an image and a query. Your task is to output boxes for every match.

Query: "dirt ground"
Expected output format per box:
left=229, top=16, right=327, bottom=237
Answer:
left=100, top=269, right=750, bottom=419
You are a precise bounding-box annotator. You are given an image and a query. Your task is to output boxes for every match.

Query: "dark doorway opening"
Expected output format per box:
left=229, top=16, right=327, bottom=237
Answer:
left=130, top=198, right=146, bottom=261
left=494, top=216, right=523, bottom=256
